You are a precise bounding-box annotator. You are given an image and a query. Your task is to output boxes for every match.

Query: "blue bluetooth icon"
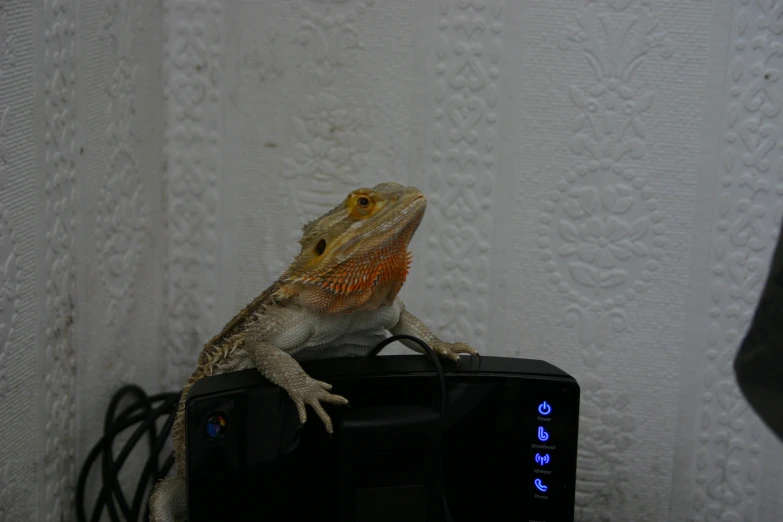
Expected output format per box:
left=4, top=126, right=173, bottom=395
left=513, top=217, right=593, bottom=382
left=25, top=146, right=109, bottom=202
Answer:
left=534, top=478, right=548, bottom=492
left=537, top=426, right=550, bottom=442
left=538, top=401, right=552, bottom=416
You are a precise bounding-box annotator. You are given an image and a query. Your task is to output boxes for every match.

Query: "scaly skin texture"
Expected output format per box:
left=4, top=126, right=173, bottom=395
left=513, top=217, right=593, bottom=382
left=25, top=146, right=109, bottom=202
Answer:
left=149, top=183, right=478, bottom=522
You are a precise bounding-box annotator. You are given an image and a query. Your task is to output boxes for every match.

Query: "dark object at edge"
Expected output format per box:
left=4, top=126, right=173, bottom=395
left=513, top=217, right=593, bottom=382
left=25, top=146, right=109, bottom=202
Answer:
left=735, top=221, right=783, bottom=442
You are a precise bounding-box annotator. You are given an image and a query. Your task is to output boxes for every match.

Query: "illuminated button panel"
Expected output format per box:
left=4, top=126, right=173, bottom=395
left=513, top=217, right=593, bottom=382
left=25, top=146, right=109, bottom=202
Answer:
left=530, top=399, right=558, bottom=521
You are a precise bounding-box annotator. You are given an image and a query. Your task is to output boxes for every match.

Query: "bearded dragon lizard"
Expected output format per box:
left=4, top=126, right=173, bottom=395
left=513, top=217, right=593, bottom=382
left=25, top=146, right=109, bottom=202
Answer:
left=149, top=182, right=478, bottom=521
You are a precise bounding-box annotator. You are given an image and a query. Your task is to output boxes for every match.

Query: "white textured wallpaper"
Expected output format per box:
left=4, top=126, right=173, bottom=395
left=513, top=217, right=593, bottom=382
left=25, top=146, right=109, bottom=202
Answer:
left=0, top=0, right=782, bottom=521
left=0, top=0, right=166, bottom=520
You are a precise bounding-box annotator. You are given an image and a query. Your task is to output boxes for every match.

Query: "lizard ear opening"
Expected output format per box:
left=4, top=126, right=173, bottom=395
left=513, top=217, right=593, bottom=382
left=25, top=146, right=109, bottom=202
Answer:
left=315, top=239, right=327, bottom=255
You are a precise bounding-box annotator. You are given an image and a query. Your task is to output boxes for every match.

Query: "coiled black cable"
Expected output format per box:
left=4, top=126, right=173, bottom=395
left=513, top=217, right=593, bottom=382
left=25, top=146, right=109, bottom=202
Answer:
left=76, top=334, right=468, bottom=521
left=75, top=385, right=180, bottom=522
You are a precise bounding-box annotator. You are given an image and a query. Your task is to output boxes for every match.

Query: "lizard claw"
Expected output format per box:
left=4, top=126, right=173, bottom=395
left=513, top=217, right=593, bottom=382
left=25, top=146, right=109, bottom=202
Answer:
left=432, top=341, right=479, bottom=363
left=288, top=377, right=349, bottom=434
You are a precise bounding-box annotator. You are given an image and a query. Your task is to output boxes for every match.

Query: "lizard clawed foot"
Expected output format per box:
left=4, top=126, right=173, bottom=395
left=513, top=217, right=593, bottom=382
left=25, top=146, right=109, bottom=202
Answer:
left=432, top=341, right=479, bottom=363
left=287, top=377, right=349, bottom=434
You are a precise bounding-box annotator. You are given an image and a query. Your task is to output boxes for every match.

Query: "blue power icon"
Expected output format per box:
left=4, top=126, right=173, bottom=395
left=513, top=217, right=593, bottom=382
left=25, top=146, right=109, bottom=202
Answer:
left=538, top=401, right=552, bottom=416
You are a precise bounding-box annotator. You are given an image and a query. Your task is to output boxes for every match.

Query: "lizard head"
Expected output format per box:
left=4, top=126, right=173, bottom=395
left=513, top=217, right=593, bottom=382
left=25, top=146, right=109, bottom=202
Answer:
left=275, top=182, right=426, bottom=313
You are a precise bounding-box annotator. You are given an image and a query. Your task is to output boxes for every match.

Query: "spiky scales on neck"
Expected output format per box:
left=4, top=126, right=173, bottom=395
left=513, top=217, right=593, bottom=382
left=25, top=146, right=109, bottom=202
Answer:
left=273, top=182, right=426, bottom=314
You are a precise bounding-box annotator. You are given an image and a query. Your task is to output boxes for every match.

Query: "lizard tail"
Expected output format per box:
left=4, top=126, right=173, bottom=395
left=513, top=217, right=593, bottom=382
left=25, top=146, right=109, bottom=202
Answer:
left=149, top=475, right=187, bottom=522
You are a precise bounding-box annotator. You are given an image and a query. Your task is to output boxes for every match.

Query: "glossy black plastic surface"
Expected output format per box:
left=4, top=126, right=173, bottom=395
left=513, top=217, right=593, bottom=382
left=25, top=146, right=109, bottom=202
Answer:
left=186, top=355, right=580, bottom=522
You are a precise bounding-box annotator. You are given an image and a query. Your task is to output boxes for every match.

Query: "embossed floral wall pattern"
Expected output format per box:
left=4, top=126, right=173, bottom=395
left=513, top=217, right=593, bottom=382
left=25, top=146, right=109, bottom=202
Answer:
left=163, top=0, right=223, bottom=390
left=0, top=2, right=19, bottom=404
left=98, top=0, right=149, bottom=328
left=538, top=1, right=679, bottom=519
left=689, top=1, right=783, bottom=519
left=541, top=0, right=675, bottom=368
left=0, top=3, right=15, bottom=183
left=423, top=0, right=504, bottom=353
left=0, top=204, right=19, bottom=401
left=0, top=461, right=16, bottom=522
left=41, top=0, right=79, bottom=519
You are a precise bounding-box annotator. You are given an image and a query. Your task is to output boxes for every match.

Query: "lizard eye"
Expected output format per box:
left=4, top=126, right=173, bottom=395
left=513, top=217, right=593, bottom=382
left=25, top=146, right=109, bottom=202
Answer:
left=315, top=239, right=326, bottom=255
left=349, top=193, right=375, bottom=218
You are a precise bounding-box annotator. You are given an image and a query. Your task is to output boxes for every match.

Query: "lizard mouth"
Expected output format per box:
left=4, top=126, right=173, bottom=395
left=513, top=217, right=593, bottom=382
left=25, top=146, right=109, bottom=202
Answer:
left=400, top=197, right=426, bottom=239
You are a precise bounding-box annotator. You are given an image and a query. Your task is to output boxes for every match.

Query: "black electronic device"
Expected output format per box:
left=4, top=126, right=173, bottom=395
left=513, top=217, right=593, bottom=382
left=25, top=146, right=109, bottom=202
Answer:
left=185, top=354, right=580, bottom=522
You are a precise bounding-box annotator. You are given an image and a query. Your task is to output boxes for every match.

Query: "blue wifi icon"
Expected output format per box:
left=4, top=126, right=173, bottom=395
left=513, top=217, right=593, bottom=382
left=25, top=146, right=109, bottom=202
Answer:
left=535, top=453, right=550, bottom=466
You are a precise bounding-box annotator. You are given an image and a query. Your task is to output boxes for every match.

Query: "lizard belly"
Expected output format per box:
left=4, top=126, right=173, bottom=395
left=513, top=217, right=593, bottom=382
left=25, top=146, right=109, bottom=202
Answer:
left=273, top=299, right=404, bottom=360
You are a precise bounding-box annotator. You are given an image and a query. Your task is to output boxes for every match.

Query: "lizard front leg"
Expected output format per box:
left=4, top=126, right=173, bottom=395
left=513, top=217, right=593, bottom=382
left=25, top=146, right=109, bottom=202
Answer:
left=245, top=329, right=349, bottom=433
left=390, top=308, right=479, bottom=362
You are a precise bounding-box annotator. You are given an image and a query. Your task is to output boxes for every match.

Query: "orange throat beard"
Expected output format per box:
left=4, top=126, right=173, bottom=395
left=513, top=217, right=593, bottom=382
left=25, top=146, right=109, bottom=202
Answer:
left=285, top=248, right=414, bottom=315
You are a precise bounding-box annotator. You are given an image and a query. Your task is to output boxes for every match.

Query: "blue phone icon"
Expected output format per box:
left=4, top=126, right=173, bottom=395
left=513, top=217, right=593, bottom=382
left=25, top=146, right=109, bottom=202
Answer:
left=534, top=478, right=548, bottom=492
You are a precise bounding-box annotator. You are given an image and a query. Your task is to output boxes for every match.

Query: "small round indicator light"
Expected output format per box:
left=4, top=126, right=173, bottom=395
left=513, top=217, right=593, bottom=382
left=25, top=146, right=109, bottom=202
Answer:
left=204, top=412, right=229, bottom=441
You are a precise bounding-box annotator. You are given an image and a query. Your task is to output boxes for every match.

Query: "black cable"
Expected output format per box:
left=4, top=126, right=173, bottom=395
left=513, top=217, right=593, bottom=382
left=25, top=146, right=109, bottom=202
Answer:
left=76, top=385, right=180, bottom=522
left=101, top=384, right=149, bottom=520
left=131, top=397, right=177, bottom=518
left=369, top=334, right=449, bottom=420
left=368, top=334, right=481, bottom=365
left=95, top=392, right=178, bottom=522
left=77, top=410, right=150, bottom=522
left=93, top=396, right=177, bottom=522
left=94, top=398, right=171, bottom=522
left=369, top=334, right=469, bottom=522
